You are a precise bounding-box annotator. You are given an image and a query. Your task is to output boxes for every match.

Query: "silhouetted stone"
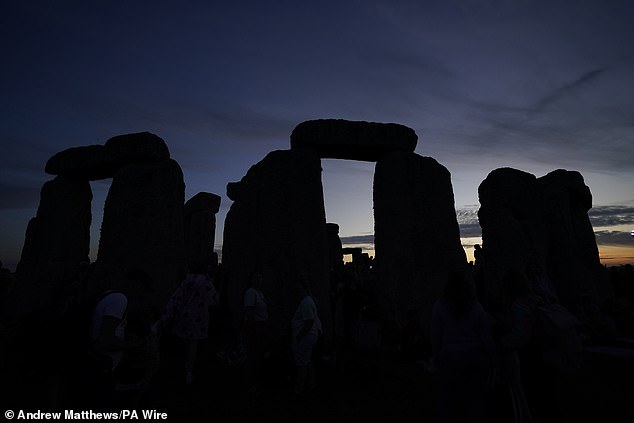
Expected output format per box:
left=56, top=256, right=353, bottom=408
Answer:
left=45, top=145, right=111, bottom=180
left=226, top=182, right=242, bottom=202
left=477, top=168, right=539, bottom=306
left=184, top=192, right=221, bottom=215
left=477, top=167, right=608, bottom=317
left=374, top=151, right=467, bottom=329
left=537, top=169, right=608, bottom=313
left=184, top=192, right=221, bottom=268
left=342, top=247, right=363, bottom=257
left=326, top=223, right=343, bottom=273
left=222, top=149, right=330, bottom=350
left=45, top=132, right=170, bottom=180
left=89, top=159, right=185, bottom=310
left=10, top=176, right=92, bottom=319
left=290, top=119, right=418, bottom=161
left=103, top=131, right=170, bottom=168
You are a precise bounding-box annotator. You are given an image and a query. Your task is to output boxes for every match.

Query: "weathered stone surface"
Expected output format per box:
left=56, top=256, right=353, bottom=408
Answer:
left=374, top=151, right=467, bottom=330
left=222, top=149, right=330, bottom=350
left=290, top=119, right=418, bottom=162
left=184, top=192, right=221, bottom=215
left=184, top=192, right=221, bottom=269
left=477, top=167, right=608, bottom=318
left=45, top=132, right=170, bottom=180
left=88, top=159, right=185, bottom=311
left=10, top=176, right=92, bottom=319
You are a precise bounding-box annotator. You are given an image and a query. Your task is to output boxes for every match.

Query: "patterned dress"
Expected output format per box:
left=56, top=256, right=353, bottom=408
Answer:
left=162, top=273, right=218, bottom=341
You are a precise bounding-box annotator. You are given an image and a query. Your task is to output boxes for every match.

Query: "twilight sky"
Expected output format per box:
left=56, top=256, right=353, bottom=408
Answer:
left=1, top=0, right=633, bottom=270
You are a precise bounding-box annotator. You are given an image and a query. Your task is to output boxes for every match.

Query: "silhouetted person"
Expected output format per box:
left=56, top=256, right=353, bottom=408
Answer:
left=242, top=270, right=270, bottom=393
left=525, top=261, right=558, bottom=304
left=157, top=260, right=218, bottom=385
left=431, top=270, right=496, bottom=423
left=291, top=277, right=322, bottom=396
left=473, top=244, right=486, bottom=302
left=87, top=268, right=155, bottom=408
left=498, top=268, right=561, bottom=423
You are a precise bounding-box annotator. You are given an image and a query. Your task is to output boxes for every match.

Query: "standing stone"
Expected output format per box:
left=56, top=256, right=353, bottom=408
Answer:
left=45, top=132, right=171, bottom=180
left=90, top=159, right=185, bottom=310
left=478, top=167, right=608, bottom=318
left=222, top=149, right=330, bottom=351
left=326, top=223, right=344, bottom=275
left=10, top=176, right=92, bottom=318
left=374, top=151, right=467, bottom=332
left=184, top=192, right=221, bottom=269
left=537, top=169, right=608, bottom=316
left=477, top=167, right=539, bottom=308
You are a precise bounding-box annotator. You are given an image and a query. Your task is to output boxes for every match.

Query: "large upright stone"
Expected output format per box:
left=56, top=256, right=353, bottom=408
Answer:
left=184, top=192, right=221, bottom=269
left=290, top=119, right=417, bottom=161
left=477, top=168, right=539, bottom=307
left=10, top=176, right=92, bottom=318
left=478, top=167, right=608, bottom=317
left=222, top=149, right=330, bottom=351
left=374, top=151, right=467, bottom=331
left=537, top=170, right=607, bottom=315
left=45, top=132, right=170, bottom=180
left=326, top=223, right=344, bottom=274
left=89, top=159, right=185, bottom=310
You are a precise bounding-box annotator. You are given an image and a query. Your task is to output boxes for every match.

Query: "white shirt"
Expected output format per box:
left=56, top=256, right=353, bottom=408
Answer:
left=243, top=287, right=268, bottom=321
left=291, top=295, right=322, bottom=338
left=90, top=292, right=127, bottom=370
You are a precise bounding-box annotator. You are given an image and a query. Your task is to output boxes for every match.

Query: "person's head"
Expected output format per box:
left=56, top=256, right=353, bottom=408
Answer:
left=442, top=270, right=476, bottom=318
left=292, top=275, right=312, bottom=305
left=248, top=270, right=264, bottom=290
left=124, top=268, right=153, bottom=299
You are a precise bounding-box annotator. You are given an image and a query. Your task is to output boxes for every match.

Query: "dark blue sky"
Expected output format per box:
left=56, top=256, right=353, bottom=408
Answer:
left=2, top=0, right=634, bottom=269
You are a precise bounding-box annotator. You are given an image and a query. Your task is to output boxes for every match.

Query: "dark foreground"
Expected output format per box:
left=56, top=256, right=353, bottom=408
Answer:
left=4, top=336, right=634, bottom=422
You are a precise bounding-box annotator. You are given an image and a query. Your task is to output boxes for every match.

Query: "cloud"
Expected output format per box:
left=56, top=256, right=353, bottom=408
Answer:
left=594, top=230, right=634, bottom=247
left=459, top=223, right=483, bottom=239
left=589, top=205, right=634, bottom=227
left=340, top=235, right=375, bottom=245
left=531, top=68, right=607, bottom=112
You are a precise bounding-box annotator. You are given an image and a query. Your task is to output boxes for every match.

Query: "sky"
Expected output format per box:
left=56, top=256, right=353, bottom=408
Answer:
left=1, top=0, right=633, bottom=271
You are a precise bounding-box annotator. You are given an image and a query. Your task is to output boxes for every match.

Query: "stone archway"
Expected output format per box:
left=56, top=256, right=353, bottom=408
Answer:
left=222, top=119, right=468, bottom=349
left=9, top=132, right=212, bottom=319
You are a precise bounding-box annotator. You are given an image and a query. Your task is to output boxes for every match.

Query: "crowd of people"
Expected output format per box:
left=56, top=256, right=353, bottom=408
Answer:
left=0, top=254, right=632, bottom=421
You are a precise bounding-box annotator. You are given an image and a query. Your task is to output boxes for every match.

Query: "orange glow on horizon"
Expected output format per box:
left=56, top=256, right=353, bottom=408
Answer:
left=598, top=244, right=634, bottom=267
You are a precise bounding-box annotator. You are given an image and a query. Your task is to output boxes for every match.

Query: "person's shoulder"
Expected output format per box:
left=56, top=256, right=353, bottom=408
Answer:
left=98, top=291, right=128, bottom=307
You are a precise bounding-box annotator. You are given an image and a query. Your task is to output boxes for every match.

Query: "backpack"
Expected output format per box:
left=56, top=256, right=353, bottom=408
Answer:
left=533, top=302, right=583, bottom=373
